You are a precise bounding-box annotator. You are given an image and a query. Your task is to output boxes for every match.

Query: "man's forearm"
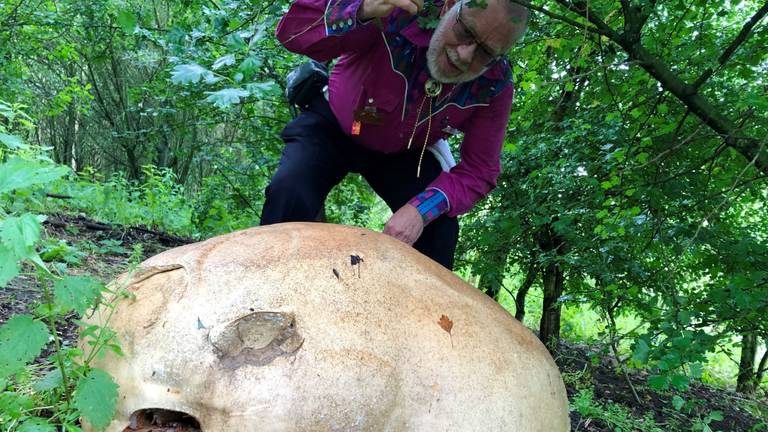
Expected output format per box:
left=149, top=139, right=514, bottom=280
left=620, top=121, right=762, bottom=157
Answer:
left=275, top=0, right=379, bottom=62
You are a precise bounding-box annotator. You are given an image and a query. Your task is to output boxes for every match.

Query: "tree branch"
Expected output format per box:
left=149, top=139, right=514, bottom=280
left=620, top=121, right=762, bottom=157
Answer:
left=552, top=0, right=621, bottom=39
left=507, top=0, right=606, bottom=35
left=692, top=1, right=768, bottom=91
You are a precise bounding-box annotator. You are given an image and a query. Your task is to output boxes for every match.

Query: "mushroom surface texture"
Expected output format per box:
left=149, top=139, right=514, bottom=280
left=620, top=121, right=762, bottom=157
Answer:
left=81, top=222, right=570, bottom=431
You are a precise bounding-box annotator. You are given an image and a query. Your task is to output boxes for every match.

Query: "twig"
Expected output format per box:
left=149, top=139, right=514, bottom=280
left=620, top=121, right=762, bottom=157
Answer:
left=605, top=305, right=643, bottom=406
left=690, top=136, right=767, bottom=244
left=45, top=193, right=72, bottom=199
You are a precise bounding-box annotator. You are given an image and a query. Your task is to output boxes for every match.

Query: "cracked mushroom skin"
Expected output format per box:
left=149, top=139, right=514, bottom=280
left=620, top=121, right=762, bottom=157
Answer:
left=81, top=223, right=570, bottom=431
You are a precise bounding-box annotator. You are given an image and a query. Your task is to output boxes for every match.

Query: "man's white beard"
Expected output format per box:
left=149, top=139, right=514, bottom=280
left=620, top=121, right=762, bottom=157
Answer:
left=426, top=15, right=486, bottom=84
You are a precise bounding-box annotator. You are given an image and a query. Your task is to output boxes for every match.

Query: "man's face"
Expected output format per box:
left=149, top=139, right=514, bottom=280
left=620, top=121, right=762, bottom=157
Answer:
left=427, top=0, right=517, bottom=84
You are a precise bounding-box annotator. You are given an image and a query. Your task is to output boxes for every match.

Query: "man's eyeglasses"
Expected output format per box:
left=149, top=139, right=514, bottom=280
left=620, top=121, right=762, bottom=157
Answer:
left=452, top=0, right=505, bottom=67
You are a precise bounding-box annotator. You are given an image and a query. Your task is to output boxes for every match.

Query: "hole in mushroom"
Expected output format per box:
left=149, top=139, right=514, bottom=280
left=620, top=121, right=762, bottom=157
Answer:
left=123, top=408, right=202, bottom=431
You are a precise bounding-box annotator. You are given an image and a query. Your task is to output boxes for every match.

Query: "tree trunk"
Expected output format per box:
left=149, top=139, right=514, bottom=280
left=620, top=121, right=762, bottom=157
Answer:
left=539, top=262, right=564, bottom=352
left=478, top=248, right=509, bottom=302
left=514, top=258, right=538, bottom=322
left=756, top=337, right=768, bottom=385
left=314, top=206, right=327, bottom=222
left=479, top=274, right=502, bottom=302
left=737, top=332, right=758, bottom=394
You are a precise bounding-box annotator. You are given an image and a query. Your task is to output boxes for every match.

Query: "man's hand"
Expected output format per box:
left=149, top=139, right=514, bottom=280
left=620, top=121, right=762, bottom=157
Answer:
left=383, top=204, right=424, bottom=246
left=358, top=0, right=424, bottom=21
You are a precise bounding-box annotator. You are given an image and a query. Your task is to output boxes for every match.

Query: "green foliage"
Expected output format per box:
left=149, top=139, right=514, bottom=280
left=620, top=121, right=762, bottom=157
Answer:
left=73, top=369, right=118, bottom=430
left=0, top=158, right=70, bottom=196
left=0, top=245, right=20, bottom=287
left=205, top=87, right=250, bottom=108
left=572, top=388, right=666, bottom=432
left=83, top=240, right=128, bottom=256
left=0, top=315, right=50, bottom=379
left=0, top=134, right=25, bottom=150
left=171, top=63, right=218, bottom=85
left=51, top=166, right=197, bottom=237
left=54, top=276, right=103, bottom=316
left=40, top=239, right=86, bottom=267
left=116, top=10, right=138, bottom=33
left=2, top=214, right=44, bottom=261
left=0, top=106, right=123, bottom=430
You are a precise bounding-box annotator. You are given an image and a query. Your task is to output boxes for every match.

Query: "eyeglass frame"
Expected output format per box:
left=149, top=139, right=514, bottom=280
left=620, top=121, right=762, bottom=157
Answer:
left=453, top=0, right=506, bottom=67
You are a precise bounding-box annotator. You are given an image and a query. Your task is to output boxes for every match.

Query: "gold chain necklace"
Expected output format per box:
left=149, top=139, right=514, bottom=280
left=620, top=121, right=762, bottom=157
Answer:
left=406, top=78, right=443, bottom=177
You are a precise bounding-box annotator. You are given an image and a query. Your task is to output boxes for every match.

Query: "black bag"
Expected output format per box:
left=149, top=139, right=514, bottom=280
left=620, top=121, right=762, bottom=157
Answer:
left=285, top=60, right=329, bottom=111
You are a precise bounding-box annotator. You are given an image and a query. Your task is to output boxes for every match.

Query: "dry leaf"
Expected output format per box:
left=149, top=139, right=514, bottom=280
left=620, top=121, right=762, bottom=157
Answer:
left=438, top=315, right=453, bottom=334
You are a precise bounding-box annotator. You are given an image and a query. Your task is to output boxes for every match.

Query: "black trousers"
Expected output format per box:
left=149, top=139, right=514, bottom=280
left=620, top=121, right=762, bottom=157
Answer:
left=260, top=96, right=459, bottom=270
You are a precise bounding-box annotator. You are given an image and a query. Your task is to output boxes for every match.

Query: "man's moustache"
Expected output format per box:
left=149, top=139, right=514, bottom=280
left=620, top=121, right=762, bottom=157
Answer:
left=446, top=50, right=469, bottom=72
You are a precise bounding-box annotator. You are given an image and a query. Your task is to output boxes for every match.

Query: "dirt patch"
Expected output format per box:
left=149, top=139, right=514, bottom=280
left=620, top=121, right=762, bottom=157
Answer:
left=556, top=340, right=768, bottom=431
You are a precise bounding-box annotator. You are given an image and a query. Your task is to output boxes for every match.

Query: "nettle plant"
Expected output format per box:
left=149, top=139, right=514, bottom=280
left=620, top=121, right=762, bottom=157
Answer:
left=0, top=101, right=124, bottom=431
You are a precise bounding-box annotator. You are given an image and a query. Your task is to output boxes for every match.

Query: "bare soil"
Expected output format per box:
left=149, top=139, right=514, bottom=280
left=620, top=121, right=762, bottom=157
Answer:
left=557, top=341, right=768, bottom=431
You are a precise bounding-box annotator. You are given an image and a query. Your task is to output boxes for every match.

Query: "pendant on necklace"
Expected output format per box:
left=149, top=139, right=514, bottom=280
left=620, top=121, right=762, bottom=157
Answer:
left=425, top=78, right=442, bottom=97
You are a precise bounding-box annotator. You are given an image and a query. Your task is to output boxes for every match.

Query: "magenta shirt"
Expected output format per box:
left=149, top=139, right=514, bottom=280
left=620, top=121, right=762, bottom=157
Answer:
left=275, top=0, right=514, bottom=217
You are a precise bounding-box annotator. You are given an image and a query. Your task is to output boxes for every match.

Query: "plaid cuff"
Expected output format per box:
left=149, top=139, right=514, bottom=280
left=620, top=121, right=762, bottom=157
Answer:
left=325, top=0, right=364, bottom=36
left=408, top=188, right=449, bottom=225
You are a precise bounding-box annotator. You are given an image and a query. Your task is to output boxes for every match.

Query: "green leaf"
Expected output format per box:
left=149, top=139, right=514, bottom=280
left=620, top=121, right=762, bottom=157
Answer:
left=708, top=411, right=723, bottom=421
left=631, top=338, right=650, bottom=364
left=238, top=56, right=261, bottom=78
left=0, top=133, right=26, bottom=149
left=0, top=244, right=20, bottom=288
left=18, top=418, right=56, bottom=432
left=33, top=368, right=63, bottom=392
left=689, top=363, right=703, bottom=379
left=648, top=374, right=669, bottom=390
left=1, top=213, right=43, bottom=260
left=170, top=63, right=217, bottom=85
left=74, top=368, right=119, bottom=430
left=17, top=418, right=56, bottom=432
left=672, top=395, right=685, bottom=410
left=212, top=54, right=235, bottom=70
left=226, top=33, right=246, bottom=50
left=670, top=374, right=690, bottom=390
left=245, top=81, right=278, bottom=97
left=677, top=310, right=695, bottom=325
left=0, top=315, right=50, bottom=379
left=0, top=157, right=70, bottom=195
left=54, top=276, right=103, bottom=315
left=205, top=88, right=249, bottom=108
left=116, top=10, right=137, bottom=33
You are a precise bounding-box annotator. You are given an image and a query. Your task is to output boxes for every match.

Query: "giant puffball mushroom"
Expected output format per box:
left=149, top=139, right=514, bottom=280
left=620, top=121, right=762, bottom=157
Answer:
left=82, top=223, right=570, bottom=431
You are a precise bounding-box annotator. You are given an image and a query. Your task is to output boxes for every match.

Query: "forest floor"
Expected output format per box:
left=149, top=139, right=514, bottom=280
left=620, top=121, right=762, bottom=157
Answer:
left=1, top=213, right=766, bottom=431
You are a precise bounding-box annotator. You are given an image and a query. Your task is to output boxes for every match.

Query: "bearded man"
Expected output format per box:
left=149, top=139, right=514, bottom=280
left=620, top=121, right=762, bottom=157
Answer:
left=262, top=0, right=529, bottom=270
